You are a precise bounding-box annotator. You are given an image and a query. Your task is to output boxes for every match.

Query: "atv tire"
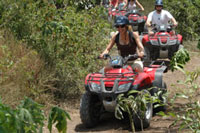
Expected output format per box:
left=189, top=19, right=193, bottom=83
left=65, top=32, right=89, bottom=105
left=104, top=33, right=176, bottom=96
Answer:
left=143, top=46, right=151, bottom=67
left=80, top=92, right=102, bottom=128
left=133, top=90, right=153, bottom=129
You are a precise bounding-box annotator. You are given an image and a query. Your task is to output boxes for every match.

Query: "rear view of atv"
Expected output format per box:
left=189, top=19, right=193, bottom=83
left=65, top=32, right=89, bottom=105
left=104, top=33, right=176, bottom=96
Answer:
left=80, top=54, right=167, bottom=129
left=108, top=7, right=127, bottom=23
left=142, top=24, right=183, bottom=64
left=125, top=9, right=147, bottom=35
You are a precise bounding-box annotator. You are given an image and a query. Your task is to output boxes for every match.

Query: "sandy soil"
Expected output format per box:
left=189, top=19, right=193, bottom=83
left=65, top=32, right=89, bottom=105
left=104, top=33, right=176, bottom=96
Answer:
left=65, top=52, right=200, bottom=133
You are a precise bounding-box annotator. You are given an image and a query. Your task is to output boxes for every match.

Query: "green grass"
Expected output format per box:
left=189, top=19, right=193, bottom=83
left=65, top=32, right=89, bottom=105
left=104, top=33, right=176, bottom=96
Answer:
left=0, top=30, right=54, bottom=107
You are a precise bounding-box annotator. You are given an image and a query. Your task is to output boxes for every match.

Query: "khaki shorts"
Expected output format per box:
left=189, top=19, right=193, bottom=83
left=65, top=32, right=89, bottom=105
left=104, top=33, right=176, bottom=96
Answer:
left=127, top=59, right=143, bottom=72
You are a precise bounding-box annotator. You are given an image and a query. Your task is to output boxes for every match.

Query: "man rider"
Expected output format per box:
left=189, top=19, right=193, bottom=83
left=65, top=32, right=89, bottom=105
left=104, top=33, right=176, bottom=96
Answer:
left=146, top=0, right=178, bottom=35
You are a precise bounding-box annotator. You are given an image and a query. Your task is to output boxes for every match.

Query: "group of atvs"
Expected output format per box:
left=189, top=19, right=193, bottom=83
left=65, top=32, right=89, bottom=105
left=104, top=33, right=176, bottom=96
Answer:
left=80, top=6, right=183, bottom=130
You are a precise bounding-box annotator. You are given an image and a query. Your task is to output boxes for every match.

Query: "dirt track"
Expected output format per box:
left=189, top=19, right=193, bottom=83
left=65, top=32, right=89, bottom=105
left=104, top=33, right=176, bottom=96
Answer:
left=66, top=52, right=200, bottom=133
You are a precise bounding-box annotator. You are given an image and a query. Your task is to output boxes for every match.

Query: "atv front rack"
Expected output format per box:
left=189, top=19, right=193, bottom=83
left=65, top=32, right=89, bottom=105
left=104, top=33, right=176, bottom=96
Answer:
left=86, top=72, right=135, bottom=94
left=87, top=72, right=136, bottom=82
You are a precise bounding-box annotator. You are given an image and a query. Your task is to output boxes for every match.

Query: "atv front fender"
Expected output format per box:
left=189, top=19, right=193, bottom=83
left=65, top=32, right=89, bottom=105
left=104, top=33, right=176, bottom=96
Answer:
left=152, top=65, right=167, bottom=89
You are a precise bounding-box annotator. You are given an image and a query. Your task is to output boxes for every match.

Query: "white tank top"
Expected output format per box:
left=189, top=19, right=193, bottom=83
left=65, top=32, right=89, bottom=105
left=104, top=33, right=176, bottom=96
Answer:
left=128, top=0, right=136, bottom=10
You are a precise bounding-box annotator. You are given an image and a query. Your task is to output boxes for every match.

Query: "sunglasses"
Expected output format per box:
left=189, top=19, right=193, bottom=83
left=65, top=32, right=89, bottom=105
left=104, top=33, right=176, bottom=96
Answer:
left=155, top=5, right=163, bottom=7
left=116, top=25, right=126, bottom=28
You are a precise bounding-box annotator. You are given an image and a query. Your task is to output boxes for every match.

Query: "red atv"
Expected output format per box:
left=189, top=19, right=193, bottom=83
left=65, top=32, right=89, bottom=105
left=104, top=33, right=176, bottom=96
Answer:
left=125, top=9, right=147, bottom=35
left=80, top=54, right=167, bottom=129
left=108, top=7, right=127, bottom=23
left=142, top=24, right=183, bottom=65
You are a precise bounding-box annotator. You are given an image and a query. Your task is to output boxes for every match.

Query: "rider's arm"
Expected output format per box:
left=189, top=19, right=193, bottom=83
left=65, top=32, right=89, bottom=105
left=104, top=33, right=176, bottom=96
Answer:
left=171, top=17, right=178, bottom=27
left=124, top=0, right=128, bottom=9
left=109, top=0, right=112, bottom=6
left=145, top=19, right=151, bottom=27
left=132, top=32, right=144, bottom=58
left=100, top=32, right=118, bottom=58
left=114, top=0, right=119, bottom=8
left=146, top=12, right=154, bottom=34
left=146, top=12, right=153, bottom=27
left=146, top=19, right=153, bottom=34
left=135, top=0, right=144, bottom=11
left=165, top=10, right=178, bottom=27
left=122, top=0, right=128, bottom=9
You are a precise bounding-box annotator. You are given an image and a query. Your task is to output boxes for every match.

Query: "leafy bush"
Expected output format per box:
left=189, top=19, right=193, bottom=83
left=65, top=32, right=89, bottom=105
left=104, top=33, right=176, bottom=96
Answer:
left=115, top=90, right=154, bottom=132
left=197, top=38, right=200, bottom=50
left=165, top=0, right=200, bottom=40
left=170, top=48, right=190, bottom=72
left=159, top=69, right=200, bottom=132
left=0, top=97, right=70, bottom=133
left=48, top=107, right=71, bottom=133
left=0, top=0, right=111, bottom=97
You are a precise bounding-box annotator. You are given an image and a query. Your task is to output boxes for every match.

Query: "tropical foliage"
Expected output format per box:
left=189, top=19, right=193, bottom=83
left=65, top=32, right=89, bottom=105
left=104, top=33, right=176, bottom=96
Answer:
left=115, top=90, right=153, bottom=132
left=0, top=97, right=70, bottom=133
left=197, top=38, right=200, bottom=50
left=159, top=69, right=200, bottom=132
left=170, top=48, right=190, bottom=72
left=48, top=106, right=71, bottom=133
left=0, top=0, right=200, bottom=132
left=0, top=0, right=110, bottom=97
left=165, top=0, right=200, bottom=40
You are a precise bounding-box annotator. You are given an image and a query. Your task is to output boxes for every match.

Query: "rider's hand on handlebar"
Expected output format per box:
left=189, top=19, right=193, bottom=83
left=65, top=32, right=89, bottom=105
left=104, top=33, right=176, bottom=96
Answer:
left=98, top=54, right=104, bottom=59
left=138, top=52, right=144, bottom=58
left=99, top=52, right=109, bottom=59
left=173, top=22, right=178, bottom=27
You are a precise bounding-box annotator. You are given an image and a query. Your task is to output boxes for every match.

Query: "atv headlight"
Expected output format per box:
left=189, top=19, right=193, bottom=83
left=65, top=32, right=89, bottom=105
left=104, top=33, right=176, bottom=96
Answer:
left=118, top=83, right=132, bottom=92
left=90, top=82, right=101, bottom=92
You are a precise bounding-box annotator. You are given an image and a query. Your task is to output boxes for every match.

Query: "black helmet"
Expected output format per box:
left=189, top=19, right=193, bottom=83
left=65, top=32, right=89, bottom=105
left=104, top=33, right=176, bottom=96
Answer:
left=155, top=0, right=163, bottom=6
left=114, top=15, right=129, bottom=27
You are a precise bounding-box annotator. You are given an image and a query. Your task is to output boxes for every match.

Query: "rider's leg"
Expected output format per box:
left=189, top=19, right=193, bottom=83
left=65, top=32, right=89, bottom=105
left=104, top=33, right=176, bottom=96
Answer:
left=128, top=59, right=143, bottom=72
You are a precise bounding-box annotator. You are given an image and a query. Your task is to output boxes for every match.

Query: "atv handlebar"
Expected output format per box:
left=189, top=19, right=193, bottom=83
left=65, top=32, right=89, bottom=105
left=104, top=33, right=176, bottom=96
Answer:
left=150, top=24, right=176, bottom=33
left=125, top=9, right=142, bottom=16
left=98, top=54, right=146, bottom=68
left=151, top=24, right=175, bottom=29
left=97, top=54, right=111, bottom=60
left=98, top=54, right=145, bottom=60
left=124, top=54, right=139, bottom=63
left=98, top=54, right=140, bottom=60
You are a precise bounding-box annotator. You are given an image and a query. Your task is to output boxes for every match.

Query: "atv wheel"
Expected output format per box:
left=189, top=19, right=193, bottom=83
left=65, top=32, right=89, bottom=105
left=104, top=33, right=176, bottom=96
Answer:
left=143, top=47, right=151, bottom=67
left=133, top=90, right=153, bottom=129
left=153, top=82, right=167, bottom=113
left=80, top=92, right=102, bottom=128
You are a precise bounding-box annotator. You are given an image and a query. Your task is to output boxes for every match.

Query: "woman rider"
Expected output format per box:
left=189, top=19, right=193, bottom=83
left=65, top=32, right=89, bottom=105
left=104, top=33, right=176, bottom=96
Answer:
left=100, top=15, right=144, bottom=72
left=125, top=0, right=144, bottom=11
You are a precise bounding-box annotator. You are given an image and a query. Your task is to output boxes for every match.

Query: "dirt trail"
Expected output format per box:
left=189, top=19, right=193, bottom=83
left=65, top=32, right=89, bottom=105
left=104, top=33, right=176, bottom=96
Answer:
left=66, top=52, right=200, bottom=133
